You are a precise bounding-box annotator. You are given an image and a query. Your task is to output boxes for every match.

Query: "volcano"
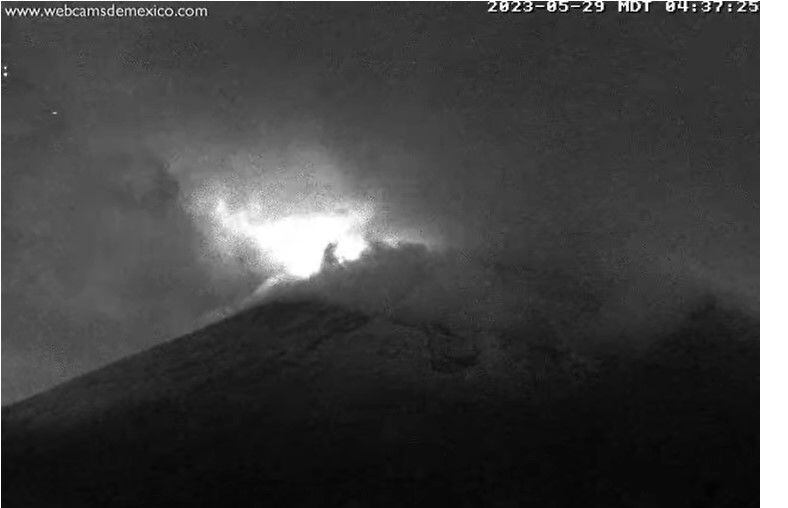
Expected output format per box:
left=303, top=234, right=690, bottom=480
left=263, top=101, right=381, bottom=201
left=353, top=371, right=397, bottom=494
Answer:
left=2, top=297, right=758, bottom=507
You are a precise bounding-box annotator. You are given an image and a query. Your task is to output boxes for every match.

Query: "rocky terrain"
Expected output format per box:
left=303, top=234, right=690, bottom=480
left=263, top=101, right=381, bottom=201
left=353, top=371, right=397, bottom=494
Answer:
left=2, top=297, right=758, bottom=507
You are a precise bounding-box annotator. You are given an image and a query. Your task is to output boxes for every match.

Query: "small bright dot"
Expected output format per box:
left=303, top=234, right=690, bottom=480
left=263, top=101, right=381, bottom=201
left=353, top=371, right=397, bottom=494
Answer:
left=51, top=111, right=58, bottom=115
left=2, top=72, right=7, bottom=78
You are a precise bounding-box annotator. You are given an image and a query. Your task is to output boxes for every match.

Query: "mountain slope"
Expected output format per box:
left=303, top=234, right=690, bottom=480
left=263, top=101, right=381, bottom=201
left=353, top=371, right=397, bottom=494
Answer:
left=2, top=298, right=758, bottom=507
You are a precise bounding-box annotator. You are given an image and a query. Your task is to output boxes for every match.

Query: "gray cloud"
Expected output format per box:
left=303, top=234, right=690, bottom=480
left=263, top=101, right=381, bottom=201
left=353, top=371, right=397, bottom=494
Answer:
left=2, top=6, right=758, bottom=402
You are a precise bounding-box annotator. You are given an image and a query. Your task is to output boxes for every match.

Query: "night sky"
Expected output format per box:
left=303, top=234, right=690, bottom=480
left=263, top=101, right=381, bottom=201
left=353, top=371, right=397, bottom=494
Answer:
left=1, top=4, right=758, bottom=403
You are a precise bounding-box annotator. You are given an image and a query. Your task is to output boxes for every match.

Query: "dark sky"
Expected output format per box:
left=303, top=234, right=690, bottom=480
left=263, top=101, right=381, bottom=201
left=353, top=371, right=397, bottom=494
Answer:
left=1, top=3, right=758, bottom=402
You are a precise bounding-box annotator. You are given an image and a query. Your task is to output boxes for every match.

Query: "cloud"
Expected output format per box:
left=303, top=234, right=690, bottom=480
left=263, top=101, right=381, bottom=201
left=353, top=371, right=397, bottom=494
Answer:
left=248, top=237, right=748, bottom=358
left=1, top=139, right=259, bottom=400
left=2, top=9, right=758, bottom=403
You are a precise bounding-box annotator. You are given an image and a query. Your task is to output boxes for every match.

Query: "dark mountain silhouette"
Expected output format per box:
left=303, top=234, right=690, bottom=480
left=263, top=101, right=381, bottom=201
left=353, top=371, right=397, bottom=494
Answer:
left=2, top=297, right=758, bottom=507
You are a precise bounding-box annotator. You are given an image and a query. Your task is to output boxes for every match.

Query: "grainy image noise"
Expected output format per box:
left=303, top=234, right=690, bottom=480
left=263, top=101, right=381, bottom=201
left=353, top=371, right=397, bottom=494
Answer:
left=1, top=2, right=758, bottom=507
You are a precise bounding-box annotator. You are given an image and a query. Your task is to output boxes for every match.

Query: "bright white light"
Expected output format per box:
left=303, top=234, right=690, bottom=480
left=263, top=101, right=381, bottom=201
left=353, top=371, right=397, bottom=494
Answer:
left=213, top=199, right=370, bottom=278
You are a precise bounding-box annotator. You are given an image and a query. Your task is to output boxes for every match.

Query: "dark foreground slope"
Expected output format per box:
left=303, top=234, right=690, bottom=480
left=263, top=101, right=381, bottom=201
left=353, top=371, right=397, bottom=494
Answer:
left=2, top=299, right=758, bottom=507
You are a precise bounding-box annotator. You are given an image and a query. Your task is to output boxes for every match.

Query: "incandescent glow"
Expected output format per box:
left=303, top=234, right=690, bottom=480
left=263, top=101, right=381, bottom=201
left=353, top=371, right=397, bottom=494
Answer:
left=213, top=199, right=371, bottom=278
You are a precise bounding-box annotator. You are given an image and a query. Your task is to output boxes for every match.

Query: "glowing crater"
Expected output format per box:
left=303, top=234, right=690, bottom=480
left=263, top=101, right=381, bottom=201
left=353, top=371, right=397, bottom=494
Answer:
left=213, top=199, right=371, bottom=278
